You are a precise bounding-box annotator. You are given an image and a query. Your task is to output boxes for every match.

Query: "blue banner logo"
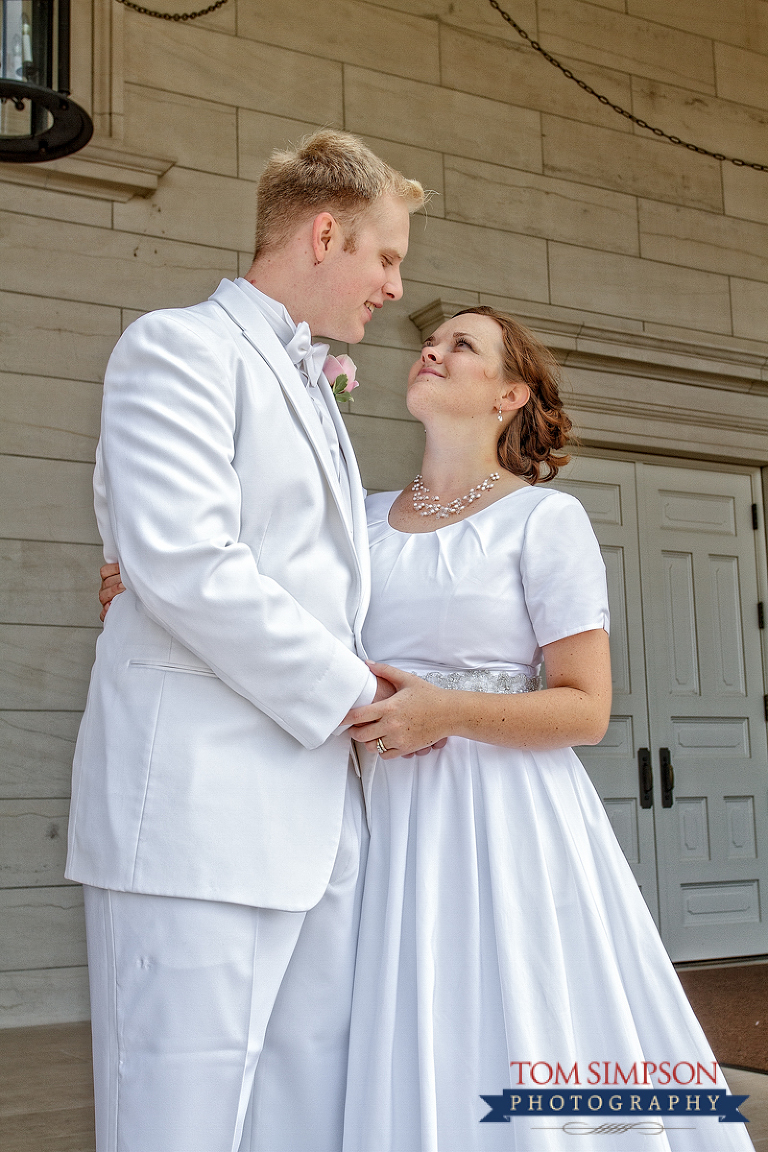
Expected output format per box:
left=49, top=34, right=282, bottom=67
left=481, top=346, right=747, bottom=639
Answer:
left=480, top=1089, right=748, bottom=1123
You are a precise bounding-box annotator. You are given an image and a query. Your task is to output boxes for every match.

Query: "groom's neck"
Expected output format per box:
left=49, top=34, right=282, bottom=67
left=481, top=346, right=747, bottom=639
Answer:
left=244, top=244, right=319, bottom=337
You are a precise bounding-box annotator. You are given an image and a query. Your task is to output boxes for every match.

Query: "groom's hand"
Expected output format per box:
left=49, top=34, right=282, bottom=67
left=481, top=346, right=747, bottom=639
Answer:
left=345, top=662, right=449, bottom=758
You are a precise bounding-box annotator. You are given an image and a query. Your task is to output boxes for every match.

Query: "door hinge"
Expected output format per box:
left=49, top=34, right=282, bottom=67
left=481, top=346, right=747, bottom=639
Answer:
left=759, top=602, right=765, bottom=629
left=753, top=503, right=760, bottom=530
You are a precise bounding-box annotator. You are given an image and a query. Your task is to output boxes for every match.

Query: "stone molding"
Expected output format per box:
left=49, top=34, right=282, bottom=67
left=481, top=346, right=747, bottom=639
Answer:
left=0, top=139, right=175, bottom=202
left=568, top=391, right=768, bottom=438
left=409, top=297, right=768, bottom=395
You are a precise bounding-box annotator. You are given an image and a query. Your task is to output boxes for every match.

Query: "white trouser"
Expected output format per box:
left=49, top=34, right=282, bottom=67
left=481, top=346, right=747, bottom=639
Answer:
left=83, top=764, right=368, bottom=1152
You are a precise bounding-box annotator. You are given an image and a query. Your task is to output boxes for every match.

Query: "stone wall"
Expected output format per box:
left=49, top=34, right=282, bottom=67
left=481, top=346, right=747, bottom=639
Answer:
left=1, top=0, right=768, bottom=1025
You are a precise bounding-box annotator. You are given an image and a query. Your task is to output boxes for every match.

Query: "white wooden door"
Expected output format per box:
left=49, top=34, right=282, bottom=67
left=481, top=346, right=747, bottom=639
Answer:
left=551, top=459, right=660, bottom=920
left=552, top=457, right=768, bottom=961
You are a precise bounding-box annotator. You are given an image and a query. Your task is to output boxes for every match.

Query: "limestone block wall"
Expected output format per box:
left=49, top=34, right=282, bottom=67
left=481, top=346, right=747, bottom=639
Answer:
left=1, top=0, right=768, bottom=1025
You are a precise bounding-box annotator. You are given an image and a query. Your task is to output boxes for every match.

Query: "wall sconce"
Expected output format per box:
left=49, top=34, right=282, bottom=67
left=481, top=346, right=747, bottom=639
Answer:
left=1, top=0, right=93, bottom=162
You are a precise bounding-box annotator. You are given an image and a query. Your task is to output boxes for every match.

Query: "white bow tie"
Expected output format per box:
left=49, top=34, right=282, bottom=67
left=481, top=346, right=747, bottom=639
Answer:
left=285, top=322, right=329, bottom=389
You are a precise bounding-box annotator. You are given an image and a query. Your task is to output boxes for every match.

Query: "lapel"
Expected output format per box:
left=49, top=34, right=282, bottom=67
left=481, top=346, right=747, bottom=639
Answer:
left=316, top=373, right=372, bottom=633
left=210, top=279, right=356, bottom=542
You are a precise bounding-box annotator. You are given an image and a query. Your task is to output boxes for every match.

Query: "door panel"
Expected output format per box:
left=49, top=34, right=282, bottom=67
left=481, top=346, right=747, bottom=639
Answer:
left=662, top=551, right=700, bottom=694
left=601, top=546, right=631, bottom=696
left=709, top=555, right=747, bottom=694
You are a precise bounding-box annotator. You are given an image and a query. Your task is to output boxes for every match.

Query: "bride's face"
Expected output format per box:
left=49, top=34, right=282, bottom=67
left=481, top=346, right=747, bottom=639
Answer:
left=406, top=313, right=510, bottom=421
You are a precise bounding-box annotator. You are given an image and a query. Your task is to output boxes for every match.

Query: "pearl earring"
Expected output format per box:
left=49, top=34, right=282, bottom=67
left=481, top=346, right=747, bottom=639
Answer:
left=497, top=406, right=503, bottom=423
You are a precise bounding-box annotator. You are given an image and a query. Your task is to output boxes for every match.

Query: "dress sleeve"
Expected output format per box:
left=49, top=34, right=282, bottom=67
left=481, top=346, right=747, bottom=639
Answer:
left=520, top=490, right=610, bottom=647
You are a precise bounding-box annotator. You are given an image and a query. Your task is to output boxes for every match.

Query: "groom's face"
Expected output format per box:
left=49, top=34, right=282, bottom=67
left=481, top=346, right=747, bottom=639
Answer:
left=315, top=195, right=410, bottom=343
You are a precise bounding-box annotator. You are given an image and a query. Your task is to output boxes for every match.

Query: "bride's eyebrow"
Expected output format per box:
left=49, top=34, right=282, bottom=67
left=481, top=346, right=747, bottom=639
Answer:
left=451, top=331, right=478, bottom=346
left=422, top=331, right=478, bottom=348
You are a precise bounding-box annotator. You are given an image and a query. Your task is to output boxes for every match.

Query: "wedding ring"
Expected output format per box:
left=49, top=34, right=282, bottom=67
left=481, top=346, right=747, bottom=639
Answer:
left=376, top=738, right=388, bottom=755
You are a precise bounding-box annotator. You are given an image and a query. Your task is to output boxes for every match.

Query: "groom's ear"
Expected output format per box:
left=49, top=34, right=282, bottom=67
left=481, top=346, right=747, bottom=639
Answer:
left=311, top=212, right=339, bottom=263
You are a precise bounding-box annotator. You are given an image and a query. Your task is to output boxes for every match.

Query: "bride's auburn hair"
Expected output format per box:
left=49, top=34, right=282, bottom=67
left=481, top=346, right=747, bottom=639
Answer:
left=454, top=306, right=572, bottom=484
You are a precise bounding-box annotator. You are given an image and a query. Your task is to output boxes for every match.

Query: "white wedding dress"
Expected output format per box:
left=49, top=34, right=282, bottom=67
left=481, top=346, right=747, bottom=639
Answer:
left=343, top=486, right=752, bottom=1152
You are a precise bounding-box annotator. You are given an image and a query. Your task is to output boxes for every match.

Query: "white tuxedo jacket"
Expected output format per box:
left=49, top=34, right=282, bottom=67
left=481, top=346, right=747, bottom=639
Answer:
left=66, top=279, right=373, bottom=911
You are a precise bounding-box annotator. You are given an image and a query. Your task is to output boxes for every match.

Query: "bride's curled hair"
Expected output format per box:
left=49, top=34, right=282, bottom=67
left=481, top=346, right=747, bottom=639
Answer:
left=454, top=306, right=572, bottom=484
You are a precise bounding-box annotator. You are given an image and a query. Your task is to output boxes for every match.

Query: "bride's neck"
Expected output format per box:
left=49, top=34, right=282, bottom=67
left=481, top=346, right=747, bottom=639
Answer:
left=417, top=427, right=502, bottom=496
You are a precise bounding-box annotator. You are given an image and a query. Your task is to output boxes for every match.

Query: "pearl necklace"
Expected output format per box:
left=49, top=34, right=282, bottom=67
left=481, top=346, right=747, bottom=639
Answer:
left=411, top=472, right=501, bottom=518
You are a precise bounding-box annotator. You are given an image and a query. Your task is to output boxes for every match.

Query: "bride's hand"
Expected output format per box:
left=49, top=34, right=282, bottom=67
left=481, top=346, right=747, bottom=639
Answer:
left=99, top=562, right=124, bottom=621
left=345, top=662, right=449, bottom=758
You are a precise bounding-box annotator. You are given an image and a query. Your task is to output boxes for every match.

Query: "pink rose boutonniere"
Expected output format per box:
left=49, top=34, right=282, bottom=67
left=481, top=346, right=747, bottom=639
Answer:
left=324, top=354, right=360, bottom=403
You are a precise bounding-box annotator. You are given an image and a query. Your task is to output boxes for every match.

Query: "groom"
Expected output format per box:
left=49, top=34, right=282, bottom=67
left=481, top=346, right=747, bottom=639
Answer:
left=66, top=131, right=425, bottom=1152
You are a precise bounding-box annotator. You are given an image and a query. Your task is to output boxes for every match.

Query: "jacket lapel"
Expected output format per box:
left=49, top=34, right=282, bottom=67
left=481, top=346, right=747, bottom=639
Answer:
left=317, top=373, right=372, bottom=637
left=211, top=280, right=376, bottom=813
left=210, top=280, right=352, bottom=535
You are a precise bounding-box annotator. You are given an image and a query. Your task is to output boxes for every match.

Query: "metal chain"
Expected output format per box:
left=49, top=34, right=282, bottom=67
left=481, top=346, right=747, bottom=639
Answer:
left=487, top=0, right=768, bottom=172
left=114, top=0, right=229, bottom=21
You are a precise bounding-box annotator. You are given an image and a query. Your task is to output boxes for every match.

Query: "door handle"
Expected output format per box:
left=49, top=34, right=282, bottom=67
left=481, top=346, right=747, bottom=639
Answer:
left=660, top=747, right=675, bottom=808
left=638, top=748, right=653, bottom=809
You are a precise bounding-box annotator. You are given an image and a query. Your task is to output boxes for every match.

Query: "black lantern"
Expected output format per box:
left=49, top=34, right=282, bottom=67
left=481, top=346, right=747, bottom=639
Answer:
left=1, top=0, right=93, bottom=162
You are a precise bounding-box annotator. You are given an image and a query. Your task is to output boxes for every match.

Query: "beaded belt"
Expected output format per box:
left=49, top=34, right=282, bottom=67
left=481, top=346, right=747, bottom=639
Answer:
left=417, top=668, right=540, bottom=694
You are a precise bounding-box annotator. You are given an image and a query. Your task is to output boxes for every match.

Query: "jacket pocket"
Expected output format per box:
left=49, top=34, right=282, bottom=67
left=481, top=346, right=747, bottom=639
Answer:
left=128, top=659, right=217, bottom=678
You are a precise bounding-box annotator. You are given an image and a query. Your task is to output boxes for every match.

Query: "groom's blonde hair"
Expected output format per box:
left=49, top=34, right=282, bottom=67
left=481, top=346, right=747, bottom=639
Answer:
left=253, top=129, right=425, bottom=258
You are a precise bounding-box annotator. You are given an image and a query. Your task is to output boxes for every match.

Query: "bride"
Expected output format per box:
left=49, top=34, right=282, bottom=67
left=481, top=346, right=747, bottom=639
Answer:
left=99, top=306, right=751, bottom=1152
left=341, top=305, right=752, bottom=1152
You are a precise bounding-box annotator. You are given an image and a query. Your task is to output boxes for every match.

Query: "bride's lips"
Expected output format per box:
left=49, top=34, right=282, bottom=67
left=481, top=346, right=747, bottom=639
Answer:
left=417, top=366, right=444, bottom=377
